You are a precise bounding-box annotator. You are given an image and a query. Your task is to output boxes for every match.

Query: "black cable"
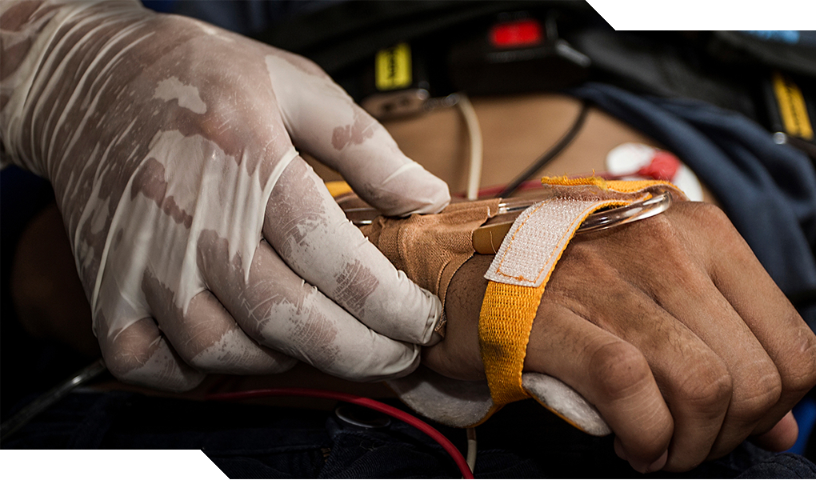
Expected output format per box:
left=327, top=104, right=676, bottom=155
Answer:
left=497, top=100, right=590, bottom=199
left=0, top=358, right=106, bottom=443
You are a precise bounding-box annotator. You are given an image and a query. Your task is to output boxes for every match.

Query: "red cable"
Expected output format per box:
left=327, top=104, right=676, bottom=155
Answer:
left=207, top=388, right=474, bottom=479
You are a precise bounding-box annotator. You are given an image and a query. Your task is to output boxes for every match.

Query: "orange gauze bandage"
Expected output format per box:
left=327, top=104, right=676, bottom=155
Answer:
left=478, top=176, right=686, bottom=422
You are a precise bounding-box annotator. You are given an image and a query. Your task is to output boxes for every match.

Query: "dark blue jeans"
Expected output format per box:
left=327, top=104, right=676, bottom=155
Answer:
left=3, top=390, right=815, bottom=478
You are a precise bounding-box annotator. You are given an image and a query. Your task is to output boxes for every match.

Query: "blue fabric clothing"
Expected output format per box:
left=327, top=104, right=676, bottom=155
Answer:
left=570, top=83, right=816, bottom=330
left=142, top=0, right=341, bottom=36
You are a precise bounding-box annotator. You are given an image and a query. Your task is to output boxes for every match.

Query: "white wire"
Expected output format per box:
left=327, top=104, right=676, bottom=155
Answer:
left=466, top=427, right=477, bottom=474
left=454, top=99, right=480, bottom=476
left=456, top=94, right=483, bottom=201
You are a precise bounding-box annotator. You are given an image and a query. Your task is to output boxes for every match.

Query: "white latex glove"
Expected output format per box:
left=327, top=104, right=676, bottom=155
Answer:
left=1, top=0, right=450, bottom=391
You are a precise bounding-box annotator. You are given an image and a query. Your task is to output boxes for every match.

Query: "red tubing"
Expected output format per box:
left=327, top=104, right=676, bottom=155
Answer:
left=207, top=387, right=474, bottom=478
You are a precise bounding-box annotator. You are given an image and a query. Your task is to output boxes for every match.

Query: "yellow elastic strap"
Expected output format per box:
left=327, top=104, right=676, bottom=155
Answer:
left=478, top=201, right=623, bottom=409
left=541, top=175, right=676, bottom=193
left=479, top=281, right=547, bottom=407
left=479, top=177, right=675, bottom=413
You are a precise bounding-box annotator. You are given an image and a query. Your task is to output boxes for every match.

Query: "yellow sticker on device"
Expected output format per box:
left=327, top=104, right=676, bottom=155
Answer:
left=375, top=43, right=412, bottom=91
left=773, top=71, right=814, bottom=140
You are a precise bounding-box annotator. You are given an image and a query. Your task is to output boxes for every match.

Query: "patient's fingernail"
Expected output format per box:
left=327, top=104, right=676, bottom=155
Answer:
left=613, top=438, right=628, bottom=461
left=631, top=450, right=668, bottom=474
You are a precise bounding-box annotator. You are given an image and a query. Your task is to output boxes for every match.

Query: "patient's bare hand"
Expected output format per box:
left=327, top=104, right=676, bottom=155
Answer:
left=424, top=201, right=816, bottom=473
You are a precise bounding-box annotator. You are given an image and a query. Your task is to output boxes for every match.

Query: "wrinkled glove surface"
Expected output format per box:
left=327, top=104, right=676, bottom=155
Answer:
left=1, top=0, right=450, bottom=390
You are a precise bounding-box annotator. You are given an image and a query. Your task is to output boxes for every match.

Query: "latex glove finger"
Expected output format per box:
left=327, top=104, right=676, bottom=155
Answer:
left=263, top=158, right=442, bottom=346
left=200, top=234, right=420, bottom=381
left=524, top=302, right=672, bottom=474
left=142, top=271, right=296, bottom=375
left=96, top=315, right=205, bottom=392
left=267, top=50, right=450, bottom=216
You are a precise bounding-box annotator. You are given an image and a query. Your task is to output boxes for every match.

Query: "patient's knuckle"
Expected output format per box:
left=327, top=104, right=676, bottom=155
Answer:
left=677, top=201, right=725, bottom=224
left=696, top=202, right=728, bottom=222
left=778, top=327, right=816, bottom=394
left=615, top=212, right=676, bottom=256
left=643, top=211, right=677, bottom=239
left=730, top=361, right=782, bottom=422
left=589, top=341, right=652, bottom=401
left=674, top=358, right=732, bottom=411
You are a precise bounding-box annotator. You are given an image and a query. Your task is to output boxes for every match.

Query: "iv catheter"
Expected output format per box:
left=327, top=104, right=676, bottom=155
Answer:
left=342, top=187, right=673, bottom=254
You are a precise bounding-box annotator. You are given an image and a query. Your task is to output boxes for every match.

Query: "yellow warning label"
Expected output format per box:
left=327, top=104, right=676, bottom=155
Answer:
left=772, top=71, right=814, bottom=140
left=375, top=43, right=412, bottom=91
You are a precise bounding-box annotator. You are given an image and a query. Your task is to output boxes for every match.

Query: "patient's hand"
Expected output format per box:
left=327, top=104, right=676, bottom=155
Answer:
left=424, top=201, right=816, bottom=473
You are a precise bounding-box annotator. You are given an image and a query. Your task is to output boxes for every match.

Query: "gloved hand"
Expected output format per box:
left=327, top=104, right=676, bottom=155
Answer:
left=1, top=1, right=450, bottom=390
left=424, top=201, right=816, bottom=472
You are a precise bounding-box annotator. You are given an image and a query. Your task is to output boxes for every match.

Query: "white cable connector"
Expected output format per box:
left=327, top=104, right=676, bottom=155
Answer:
left=465, top=427, right=477, bottom=474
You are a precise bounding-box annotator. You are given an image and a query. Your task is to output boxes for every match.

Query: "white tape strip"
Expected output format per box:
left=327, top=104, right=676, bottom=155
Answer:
left=485, top=197, right=611, bottom=288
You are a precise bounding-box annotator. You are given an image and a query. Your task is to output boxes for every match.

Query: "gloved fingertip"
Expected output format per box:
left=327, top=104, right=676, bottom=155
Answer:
left=362, top=343, right=421, bottom=382
left=369, top=164, right=450, bottom=217
left=419, top=290, right=444, bottom=345
left=408, top=184, right=451, bottom=215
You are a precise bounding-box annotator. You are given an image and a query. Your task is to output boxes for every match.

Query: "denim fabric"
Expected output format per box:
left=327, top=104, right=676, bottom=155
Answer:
left=4, top=391, right=815, bottom=478
left=143, top=0, right=341, bottom=36
left=736, top=452, right=816, bottom=479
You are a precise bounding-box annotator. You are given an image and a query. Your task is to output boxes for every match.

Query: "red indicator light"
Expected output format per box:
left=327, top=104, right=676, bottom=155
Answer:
left=490, top=19, right=543, bottom=48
